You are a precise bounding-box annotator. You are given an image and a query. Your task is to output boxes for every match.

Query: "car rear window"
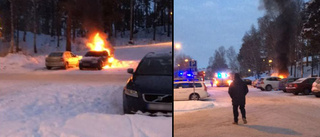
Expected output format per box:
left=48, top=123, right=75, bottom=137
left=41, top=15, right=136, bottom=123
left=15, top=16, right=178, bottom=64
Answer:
left=136, top=57, right=172, bottom=75
left=49, top=52, right=63, bottom=57
left=85, top=51, right=107, bottom=57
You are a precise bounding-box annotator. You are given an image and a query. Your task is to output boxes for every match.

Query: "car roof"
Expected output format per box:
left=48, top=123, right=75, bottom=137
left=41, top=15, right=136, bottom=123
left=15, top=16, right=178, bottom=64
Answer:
left=174, top=81, right=204, bottom=84
left=144, top=52, right=172, bottom=58
left=51, top=51, right=66, bottom=53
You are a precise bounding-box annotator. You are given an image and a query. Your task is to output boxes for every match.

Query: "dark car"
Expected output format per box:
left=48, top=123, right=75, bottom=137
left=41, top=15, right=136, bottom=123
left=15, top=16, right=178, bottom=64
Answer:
left=286, top=77, right=317, bottom=95
left=243, top=79, right=252, bottom=85
left=123, top=52, right=172, bottom=114
left=79, top=50, right=111, bottom=70
left=279, top=77, right=300, bottom=92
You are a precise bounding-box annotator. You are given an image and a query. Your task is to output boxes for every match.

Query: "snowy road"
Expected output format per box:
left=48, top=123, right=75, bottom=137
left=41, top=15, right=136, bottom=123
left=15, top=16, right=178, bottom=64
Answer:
left=174, top=86, right=320, bottom=137
left=0, top=42, right=172, bottom=137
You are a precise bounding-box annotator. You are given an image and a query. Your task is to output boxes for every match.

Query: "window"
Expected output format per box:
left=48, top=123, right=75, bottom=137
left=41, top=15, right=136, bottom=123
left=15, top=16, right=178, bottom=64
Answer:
left=49, top=52, right=63, bottom=57
left=194, top=83, right=202, bottom=87
left=308, top=78, right=316, bottom=84
left=135, top=57, right=172, bottom=75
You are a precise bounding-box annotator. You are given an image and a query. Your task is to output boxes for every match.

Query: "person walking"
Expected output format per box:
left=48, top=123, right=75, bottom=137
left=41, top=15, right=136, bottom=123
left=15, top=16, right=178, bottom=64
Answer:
left=228, top=73, right=249, bottom=125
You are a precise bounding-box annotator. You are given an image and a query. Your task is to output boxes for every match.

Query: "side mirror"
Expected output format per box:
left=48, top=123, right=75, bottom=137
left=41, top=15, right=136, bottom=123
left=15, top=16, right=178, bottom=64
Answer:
left=127, top=68, right=134, bottom=74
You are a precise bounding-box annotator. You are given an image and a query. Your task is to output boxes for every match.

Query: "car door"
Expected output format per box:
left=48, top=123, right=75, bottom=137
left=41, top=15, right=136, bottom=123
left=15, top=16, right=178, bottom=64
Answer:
left=70, top=52, right=79, bottom=66
left=174, top=83, right=189, bottom=100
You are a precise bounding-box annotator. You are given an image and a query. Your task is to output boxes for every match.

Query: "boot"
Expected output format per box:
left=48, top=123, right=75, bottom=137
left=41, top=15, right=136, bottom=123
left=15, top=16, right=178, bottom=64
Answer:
left=243, top=118, right=247, bottom=124
left=232, top=122, right=238, bottom=125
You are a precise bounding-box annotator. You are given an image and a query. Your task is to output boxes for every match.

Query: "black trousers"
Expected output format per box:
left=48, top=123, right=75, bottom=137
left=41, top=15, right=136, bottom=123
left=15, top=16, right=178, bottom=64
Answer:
left=233, top=104, right=246, bottom=122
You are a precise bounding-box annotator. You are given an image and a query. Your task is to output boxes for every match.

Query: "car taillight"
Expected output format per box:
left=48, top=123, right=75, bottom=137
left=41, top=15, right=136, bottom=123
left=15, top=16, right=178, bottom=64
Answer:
left=60, top=58, right=64, bottom=61
left=260, top=81, right=264, bottom=84
left=204, top=85, right=207, bottom=91
left=294, top=84, right=298, bottom=88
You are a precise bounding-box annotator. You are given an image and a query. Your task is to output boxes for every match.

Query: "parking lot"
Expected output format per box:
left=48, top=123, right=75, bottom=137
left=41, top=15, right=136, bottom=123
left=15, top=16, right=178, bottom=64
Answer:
left=174, top=86, right=320, bottom=137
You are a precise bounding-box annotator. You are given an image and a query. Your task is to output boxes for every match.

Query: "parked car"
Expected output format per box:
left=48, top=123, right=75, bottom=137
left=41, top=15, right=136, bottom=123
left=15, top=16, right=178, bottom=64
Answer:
left=311, top=77, right=320, bottom=97
left=123, top=52, right=172, bottom=114
left=79, top=50, right=112, bottom=70
left=286, top=77, right=317, bottom=95
left=279, top=77, right=300, bottom=92
left=243, top=79, right=252, bottom=85
left=174, top=81, right=209, bottom=101
left=252, top=79, right=258, bottom=87
left=45, top=51, right=80, bottom=70
left=257, top=76, right=281, bottom=91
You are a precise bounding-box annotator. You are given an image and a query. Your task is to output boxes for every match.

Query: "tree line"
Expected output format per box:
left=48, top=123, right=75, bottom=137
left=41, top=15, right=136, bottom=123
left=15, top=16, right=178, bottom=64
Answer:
left=0, top=0, right=172, bottom=54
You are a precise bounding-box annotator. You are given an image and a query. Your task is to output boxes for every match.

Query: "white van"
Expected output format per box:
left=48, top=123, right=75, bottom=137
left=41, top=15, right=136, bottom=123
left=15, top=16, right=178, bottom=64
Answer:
left=174, top=81, right=209, bottom=101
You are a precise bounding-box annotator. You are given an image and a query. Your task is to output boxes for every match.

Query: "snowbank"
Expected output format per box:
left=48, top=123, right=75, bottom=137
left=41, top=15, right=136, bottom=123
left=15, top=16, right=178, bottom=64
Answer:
left=0, top=81, right=172, bottom=137
left=0, top=53, right=45, bottom=73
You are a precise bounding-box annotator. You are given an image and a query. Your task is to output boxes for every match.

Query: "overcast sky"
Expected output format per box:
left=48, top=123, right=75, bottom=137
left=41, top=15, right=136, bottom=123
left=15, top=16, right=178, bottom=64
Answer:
left=174, top=0, right=265, bottom=68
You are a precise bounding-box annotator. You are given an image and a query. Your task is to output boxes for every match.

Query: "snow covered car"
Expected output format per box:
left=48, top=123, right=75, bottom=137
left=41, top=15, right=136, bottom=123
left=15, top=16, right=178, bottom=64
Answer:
left=286, top=77, right=317, bottom=95
left=123, top=52, right=172, bottom=114
left=312, top=77, right=320, bottom=97
left=257, top=76, right=281, bottom=91
left=79, top=51, right=111, bottom=70
left=174, top=81, right=209, bottom=101
left=45, top=51, right=80, bottom=70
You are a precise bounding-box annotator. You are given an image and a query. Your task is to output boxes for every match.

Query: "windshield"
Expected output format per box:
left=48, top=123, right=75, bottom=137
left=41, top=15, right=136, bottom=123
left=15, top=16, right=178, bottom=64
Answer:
left=85, top=51, right=107, bottom=57
left=49, top=52, right=63, bottom=57
left=136, top=57, right=172, bottom=75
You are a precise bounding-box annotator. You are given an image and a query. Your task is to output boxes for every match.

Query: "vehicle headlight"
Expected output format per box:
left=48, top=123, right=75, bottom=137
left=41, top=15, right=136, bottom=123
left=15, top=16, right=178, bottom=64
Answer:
left=124, top=88, right=138, bottom=97
left=92, top=60, right=98, bottom=63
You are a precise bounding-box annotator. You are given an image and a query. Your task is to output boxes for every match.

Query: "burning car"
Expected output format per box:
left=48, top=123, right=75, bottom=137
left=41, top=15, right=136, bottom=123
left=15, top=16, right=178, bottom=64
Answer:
left=79, top=50, right=113, bottom=70
left=123, top=52, right=172, bottom=114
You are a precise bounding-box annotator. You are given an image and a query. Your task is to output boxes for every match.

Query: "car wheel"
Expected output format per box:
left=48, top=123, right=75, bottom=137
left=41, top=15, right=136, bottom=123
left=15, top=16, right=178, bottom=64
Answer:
left=260, top=88, right=265, bottom=91
left=303, top=88, right=311, bottom=95
left=266, top=85, right=272, bottom=91
left=64, top=62, right=69, bottom=69
left=46, top=66, right=51, bottom=70
left=123, top=104, right=132, bottom=114
left=315, top=95, right=320, bottom=98
left=293, top=92, right=299, bottom=95
left=189, top=93, right=200, bottom=100
left=97, top=62, right=103, bottom=70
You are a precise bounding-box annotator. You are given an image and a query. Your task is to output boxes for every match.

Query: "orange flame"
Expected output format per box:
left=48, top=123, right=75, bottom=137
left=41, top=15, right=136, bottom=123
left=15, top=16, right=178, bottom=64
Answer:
left=271, top=73, right=287, bottom=79
left=87, top=33, right=111, bottom=56
left=86, top=32, right=136, bottom=69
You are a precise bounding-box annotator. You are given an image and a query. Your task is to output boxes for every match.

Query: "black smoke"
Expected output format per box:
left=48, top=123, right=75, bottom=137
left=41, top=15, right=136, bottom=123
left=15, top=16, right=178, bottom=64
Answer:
left=261, top=0, right=300, bottom=76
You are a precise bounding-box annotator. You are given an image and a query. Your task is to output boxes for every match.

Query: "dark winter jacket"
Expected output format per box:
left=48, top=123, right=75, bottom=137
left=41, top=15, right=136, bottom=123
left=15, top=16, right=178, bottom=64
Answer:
left=228, top=73, right=249, bottom=105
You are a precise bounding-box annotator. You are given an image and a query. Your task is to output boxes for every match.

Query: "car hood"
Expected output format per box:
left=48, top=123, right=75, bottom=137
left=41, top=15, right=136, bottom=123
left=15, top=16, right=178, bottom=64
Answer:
left=81, top=57, right=100, bottom=61
left=133, top=75, right=172, bottom=94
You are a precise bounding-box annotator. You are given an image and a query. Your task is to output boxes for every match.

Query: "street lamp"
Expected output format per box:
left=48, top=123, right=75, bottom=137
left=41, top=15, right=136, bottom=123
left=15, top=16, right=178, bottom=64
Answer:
left=177, top=64, right=180, bottom=67
left=269, top=59, right=273, bottom=63
left=184, top=59, right=189, bottom=62
left=175, top=43, right=181, bottom=50
left=248, top=69, right=251, bottom=72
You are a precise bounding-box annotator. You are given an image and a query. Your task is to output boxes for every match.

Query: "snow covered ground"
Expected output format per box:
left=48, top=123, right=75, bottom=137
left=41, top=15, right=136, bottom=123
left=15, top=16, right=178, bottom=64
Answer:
left=0, top=42, right=172, bottom=137
left=174, top=86, right=320, bottom=137
left=0, top=42, right=172, bottom=73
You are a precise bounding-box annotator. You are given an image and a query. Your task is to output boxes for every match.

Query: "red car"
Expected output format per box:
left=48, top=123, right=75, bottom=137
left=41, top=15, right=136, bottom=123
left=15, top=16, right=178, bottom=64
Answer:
left=286, top=77, right=317, bottom=95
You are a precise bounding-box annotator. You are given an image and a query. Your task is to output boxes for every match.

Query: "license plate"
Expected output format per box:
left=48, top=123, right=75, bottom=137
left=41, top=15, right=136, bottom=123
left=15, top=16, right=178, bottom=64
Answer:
left=82, top=63, right=90, bottom=66
left=148, top=103, right=172, bottom=111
